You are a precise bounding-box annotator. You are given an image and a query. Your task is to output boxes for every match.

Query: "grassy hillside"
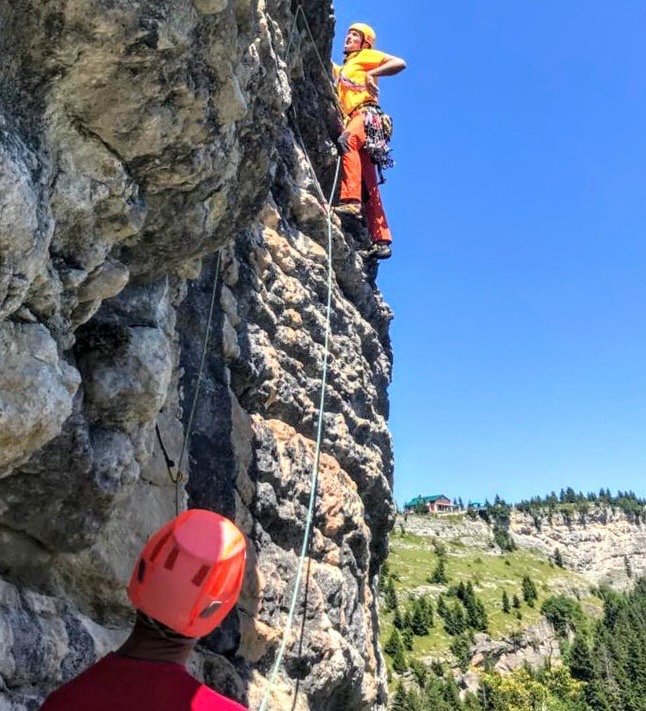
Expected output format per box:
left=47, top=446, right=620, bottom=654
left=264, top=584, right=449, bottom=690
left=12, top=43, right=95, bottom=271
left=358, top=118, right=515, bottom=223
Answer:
left=380, top=517, right=602, bottom=677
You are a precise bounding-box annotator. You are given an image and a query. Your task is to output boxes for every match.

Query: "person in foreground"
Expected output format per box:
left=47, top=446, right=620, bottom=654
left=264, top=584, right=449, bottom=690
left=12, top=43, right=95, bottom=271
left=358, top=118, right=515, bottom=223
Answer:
left=41, top=509, right=248, bottom=710
left=333, top=22, right=406, bottom=261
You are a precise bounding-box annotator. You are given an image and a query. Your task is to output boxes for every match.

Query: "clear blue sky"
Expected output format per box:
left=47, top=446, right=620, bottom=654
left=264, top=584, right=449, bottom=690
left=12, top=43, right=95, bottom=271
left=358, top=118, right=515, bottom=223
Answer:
left=332, top=2, right=646, bottom=507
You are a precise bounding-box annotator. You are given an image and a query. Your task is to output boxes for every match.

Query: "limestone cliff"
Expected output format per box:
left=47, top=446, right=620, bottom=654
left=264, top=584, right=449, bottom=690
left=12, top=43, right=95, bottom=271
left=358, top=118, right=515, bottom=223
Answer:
left=511, top=508, right=646, bottom=588
left=0, top=2, right=394, bottom=709
left=403, top=510, right=646, bottom=589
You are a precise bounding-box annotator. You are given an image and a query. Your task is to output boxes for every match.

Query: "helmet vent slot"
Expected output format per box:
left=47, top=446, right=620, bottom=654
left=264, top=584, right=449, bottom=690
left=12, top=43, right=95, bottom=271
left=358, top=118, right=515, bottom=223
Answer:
left=149, top=531, right=173, bottom=563
left=192, top=565, right=210, bottom=587
left=164, top=546, right=180, bottom=570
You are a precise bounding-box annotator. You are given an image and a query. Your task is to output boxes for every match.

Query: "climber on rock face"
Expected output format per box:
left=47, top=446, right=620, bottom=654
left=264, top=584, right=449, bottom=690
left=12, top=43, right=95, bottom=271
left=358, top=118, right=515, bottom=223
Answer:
left=333, top=22, right=406, bottom=261
left=41, top=510, right=248, bottom=711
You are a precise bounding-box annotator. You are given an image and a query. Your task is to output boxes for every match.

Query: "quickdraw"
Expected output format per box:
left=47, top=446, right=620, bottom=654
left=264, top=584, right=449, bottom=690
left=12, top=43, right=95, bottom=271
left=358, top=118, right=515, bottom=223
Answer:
left=361, top=104, right=394, bottom=183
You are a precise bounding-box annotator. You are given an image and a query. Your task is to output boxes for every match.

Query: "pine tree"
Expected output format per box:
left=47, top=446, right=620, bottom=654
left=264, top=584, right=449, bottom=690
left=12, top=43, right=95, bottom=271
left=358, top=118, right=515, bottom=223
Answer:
left=444, top=602, right=466, bottom=636
left=422, top=595, right=435, bottom=628
left=554, top=548, right=564, bottom=568
left=475, top=599, right=489, bottom=632
left=512, top=593, right=521, bottom=609
left=409, top=658, right=428, bottom=689
left=569, top=633, right=594, bottom=682
left=437, top=594, right=448, bottom=620
left=522, top=575, right=538, bottom=607
left=393, top=604, right=404, bottom=630
left=424, top=679, right=449, bottom=709
left=402, top=625, right=414, bottom=651
left=431, top=660, right=444, bottom=677
left=392, top=643, right=407, bottom=674
left=429, top=557, right=448, bottom=584
left=384, top=627, right=403, bottom=657
left=502, top=589, right=510, bottom=613
left=457, top=581, right=466, bottom=601
left=450, top=633, right=472, bottom=672
left=391, top=681, right=409, bottom=711
left=403, top=609, right=413, bottom=632
left=386, top=628, right=408, bottom=674
left=443, top=674, right=462, bottom=707
left=385, top=577, right=398, bottom=611
left=411, top=598, right=429, bottom=636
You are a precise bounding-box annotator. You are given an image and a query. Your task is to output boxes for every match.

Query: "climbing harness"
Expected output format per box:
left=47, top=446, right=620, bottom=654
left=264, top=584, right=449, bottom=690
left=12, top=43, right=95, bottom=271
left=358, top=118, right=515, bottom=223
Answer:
left=258, top=7, right=343, bottom=710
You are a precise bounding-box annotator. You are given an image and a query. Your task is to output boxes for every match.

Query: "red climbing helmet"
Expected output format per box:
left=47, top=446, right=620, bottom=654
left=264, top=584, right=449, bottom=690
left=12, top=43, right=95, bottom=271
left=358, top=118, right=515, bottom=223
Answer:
left=127, top=509, right=247, bottom=638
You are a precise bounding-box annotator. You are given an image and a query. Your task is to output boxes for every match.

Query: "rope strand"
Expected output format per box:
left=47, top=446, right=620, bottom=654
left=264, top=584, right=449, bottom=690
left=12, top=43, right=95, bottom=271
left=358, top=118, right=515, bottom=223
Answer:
left=155, top=251, right=223, bottom=515
left=258, top=156, right=340, bottom=711
left=258, top=7, right=345, bottom=709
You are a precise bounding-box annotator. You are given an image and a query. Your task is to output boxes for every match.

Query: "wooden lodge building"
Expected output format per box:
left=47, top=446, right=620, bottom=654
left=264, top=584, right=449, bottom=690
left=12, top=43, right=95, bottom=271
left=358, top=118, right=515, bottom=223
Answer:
left=403, top=494, right=457, bottom=514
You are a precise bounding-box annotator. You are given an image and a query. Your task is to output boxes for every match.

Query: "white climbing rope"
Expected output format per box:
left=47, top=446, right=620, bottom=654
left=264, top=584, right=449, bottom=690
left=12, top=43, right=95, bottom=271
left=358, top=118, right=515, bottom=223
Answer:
left=258, top=155, right=341, bottom=711
left=257, top=8, right=347, bottom=709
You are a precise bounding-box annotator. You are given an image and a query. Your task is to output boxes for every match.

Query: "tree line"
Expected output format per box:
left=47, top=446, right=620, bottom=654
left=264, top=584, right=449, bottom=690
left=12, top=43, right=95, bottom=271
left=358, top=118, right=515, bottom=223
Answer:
left=388, top=576, right=646, bottom=709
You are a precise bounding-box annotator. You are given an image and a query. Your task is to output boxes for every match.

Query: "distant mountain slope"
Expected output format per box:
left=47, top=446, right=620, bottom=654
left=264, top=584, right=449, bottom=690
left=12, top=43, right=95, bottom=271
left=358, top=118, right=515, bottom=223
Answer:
left=380, top=507, right=646, bottom=708
left=384, top=515, right=599, bottom=672
left=510, top=509, right=646, bottom=586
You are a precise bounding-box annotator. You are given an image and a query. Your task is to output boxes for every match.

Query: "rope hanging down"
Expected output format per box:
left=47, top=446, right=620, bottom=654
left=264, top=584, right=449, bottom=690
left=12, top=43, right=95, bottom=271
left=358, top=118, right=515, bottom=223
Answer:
left=259, top=159, right=341, bottom=711
left=156, top=250, right=223, bottom=516
left=286, top=5, right=344, bottom=118
left=259, top=8, right=343, bottom=707
left=160, top=6, right=340, bottom=707
left=176, top=250, right=223, bottom=514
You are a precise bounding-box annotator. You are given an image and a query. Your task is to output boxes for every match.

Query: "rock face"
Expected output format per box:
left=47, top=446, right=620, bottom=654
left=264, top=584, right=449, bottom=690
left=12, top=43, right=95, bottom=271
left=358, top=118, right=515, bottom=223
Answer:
left=470, top=619, right=561, bottom=675
left=0, top=2, right=394, bottom=709
left=511, top=509, right=646, bottom=588
left=401, top=513, right=493, bottom=549
left=458, top=619, right=561, bottom=696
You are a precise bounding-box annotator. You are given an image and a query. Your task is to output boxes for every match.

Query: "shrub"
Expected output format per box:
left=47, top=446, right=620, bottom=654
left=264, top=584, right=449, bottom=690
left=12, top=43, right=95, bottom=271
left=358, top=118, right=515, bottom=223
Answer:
left=541, top=595, right=583, bottom=638
left=450, top=634, right=472, bottom=672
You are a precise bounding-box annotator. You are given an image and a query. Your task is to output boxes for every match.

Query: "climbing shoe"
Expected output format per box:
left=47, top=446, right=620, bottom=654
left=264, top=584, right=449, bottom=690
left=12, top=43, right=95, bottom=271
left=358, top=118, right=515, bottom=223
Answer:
left=334, top=202, right=363, bottom=220
left=366, top=241, right=392, bottom=260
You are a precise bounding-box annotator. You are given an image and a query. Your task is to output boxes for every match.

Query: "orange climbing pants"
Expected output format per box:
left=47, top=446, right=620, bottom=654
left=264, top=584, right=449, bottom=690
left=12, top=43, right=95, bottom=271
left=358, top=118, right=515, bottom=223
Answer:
left=339, top=112, right=392, bottom=244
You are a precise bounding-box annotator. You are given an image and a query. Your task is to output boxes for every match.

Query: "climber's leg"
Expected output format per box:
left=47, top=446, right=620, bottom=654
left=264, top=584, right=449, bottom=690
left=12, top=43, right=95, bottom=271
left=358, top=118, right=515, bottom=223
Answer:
left=338, top=113, right=365, bottom=207
left=360, top=150, right=392, bottom=245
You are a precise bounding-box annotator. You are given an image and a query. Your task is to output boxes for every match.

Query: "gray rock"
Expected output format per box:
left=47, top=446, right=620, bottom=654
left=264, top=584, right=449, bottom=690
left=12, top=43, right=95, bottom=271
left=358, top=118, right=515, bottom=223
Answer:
left=0, top=126, right=51, bottom=321
left=0, top=322, right=79, bottom=476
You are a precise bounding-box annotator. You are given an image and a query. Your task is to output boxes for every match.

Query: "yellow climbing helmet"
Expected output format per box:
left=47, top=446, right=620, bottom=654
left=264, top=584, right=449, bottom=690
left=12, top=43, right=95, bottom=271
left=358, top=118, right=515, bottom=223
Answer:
left=349, top=22, right=376, bottom=48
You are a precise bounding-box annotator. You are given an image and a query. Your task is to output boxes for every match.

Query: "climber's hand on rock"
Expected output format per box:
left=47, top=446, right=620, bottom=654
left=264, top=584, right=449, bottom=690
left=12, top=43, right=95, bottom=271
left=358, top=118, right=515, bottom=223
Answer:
left=337, top=132, right=350, bottom=155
